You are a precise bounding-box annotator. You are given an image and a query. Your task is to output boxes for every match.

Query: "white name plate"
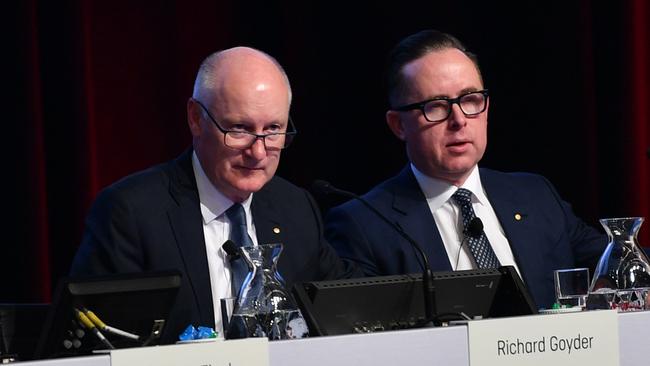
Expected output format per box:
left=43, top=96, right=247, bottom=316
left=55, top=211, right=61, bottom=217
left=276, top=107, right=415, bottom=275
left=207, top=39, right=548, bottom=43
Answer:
left=108, top=338, right=269, bottom=366
left=467, top=310, right=619, bottom=366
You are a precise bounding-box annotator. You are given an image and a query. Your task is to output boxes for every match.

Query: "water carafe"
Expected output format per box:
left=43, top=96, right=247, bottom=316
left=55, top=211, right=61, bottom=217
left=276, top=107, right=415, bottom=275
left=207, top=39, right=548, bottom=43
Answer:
left=588, top=217, right=650, bottom=311
left=227, top=243, right=309, bottom=339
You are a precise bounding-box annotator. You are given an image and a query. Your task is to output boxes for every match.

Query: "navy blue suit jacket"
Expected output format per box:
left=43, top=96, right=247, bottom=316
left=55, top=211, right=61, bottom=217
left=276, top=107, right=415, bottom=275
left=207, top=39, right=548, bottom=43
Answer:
left=325, top=166, right=607, bottom=309
left=70, top=149, right=358, bottom=342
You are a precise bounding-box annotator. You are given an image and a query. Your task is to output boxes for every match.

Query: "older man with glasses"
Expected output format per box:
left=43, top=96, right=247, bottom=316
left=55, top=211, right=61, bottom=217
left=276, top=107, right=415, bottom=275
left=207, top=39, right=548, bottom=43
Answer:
left=71, top=47, right=359, bottom=341
left=324, top=30, right=607, bottom=311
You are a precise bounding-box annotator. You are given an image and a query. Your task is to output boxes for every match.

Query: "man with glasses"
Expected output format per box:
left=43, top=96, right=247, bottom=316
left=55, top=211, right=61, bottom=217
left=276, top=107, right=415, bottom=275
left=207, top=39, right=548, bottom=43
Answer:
left=324, top=30, right=607, bottom=310
left=71, top=47, right=358, bottom=341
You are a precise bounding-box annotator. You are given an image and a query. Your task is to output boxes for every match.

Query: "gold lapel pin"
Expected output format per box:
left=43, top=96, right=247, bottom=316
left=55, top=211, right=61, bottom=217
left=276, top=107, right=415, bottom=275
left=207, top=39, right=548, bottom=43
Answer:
left=514, top=213, right=522, bottom=221
left=273, top=227, right=281, bottom=234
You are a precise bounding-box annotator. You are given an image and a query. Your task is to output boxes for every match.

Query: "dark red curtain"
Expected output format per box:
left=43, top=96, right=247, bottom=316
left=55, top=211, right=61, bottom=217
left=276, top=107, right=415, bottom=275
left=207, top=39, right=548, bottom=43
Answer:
left=7, top=0, right=650, bottom=303
left=628, top=0, right=650, bottom=231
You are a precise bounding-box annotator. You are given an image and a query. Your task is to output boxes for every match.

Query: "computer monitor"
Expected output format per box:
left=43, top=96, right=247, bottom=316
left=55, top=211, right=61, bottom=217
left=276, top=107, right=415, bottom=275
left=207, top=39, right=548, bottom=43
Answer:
left=292, top=266, right=537, bottom=336
left=0, top=304, right=49, bottom=362
left=34, top=271, right=181, bottom=359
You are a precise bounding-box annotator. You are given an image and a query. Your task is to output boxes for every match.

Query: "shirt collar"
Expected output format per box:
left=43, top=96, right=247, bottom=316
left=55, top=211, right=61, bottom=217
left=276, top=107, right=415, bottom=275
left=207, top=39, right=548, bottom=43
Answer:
left=410, top=163, right=487, bottom=210
left=192, top=151, right=253, bottom=224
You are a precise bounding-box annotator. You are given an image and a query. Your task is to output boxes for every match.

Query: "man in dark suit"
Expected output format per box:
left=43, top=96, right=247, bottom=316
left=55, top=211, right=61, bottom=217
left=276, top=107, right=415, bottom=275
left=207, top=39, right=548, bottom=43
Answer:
left=70, top=47, right=358, bottom=341
left=324, top=30, right=607, bottom=310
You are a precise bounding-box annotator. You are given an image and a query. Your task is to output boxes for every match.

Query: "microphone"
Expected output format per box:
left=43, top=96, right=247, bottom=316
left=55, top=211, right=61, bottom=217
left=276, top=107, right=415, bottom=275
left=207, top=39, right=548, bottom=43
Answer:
left=466, top=217, right=483, bottom=238
left=222, top=240, right=240, bottom=258
left=454, top=217, right=484, bottom=270
left=312, top=180, right=438, bottom=326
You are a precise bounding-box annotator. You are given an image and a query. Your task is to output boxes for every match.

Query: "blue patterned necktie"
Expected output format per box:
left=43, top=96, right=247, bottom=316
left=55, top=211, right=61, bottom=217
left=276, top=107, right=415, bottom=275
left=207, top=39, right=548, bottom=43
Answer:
left=451, top=188, right=500, bottom=269
left=225, top=203, right=254, bottom=297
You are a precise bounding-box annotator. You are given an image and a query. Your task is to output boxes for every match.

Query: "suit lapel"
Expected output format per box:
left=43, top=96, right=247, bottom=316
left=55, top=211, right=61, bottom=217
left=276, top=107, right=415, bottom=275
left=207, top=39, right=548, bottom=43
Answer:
left=480, top=169, right=536, bottom=286
left=166, top=150, right=214, bottom=325
left=250, top=184, right=291, bottom=282
left=250, top=183, right=286, bottom=247
left=390, top=167, right=453, bottom=271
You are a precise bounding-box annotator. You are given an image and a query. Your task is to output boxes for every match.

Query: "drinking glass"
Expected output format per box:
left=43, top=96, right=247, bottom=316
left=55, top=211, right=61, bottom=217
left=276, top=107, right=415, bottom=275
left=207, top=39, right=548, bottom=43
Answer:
left=554, top=268, right=590, bottom=308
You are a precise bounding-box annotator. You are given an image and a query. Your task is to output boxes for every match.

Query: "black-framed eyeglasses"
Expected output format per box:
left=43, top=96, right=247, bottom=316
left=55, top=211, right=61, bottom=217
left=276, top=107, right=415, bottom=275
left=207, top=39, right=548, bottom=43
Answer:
left=194, top=99, right=297, bottom=150
left=393, top=89, right=489, bottom=123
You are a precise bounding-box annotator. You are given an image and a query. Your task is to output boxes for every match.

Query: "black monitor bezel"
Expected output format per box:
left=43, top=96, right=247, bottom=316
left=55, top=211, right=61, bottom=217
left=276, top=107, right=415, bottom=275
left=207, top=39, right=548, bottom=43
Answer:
left=292, top=266, right=537, bottom=336
left=33, top=271, right=181, bottom=360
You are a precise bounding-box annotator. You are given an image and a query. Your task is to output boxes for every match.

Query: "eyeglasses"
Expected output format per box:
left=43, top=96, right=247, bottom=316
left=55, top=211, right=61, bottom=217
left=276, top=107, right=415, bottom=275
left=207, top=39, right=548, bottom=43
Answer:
left=194, top=99, right=297, bottom=150
left=393, top=90, right=489, bottom=123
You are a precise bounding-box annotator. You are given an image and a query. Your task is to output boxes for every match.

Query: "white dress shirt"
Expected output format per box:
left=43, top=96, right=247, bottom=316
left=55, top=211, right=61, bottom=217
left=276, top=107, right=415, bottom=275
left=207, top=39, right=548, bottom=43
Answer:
left=191, top=152, right=258, bottom=336
left=411, top=164, right=521, bottom=276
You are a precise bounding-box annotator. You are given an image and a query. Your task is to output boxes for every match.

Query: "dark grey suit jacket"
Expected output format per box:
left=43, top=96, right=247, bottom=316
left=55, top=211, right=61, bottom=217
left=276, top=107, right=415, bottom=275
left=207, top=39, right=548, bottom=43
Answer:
left=70, top=149, right=358, bottom=341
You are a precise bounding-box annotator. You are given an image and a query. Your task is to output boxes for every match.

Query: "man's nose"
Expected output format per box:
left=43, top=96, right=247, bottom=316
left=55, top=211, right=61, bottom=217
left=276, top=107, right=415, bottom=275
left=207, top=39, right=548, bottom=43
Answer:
left=447, top=104, right=468, bottom=128
left=246, top=137, right=267, bottom=159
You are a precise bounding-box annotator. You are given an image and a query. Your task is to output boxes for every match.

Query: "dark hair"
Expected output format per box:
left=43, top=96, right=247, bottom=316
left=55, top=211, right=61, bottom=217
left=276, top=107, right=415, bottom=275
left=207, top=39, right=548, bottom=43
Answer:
left=385, top=30, right=482, bottom=107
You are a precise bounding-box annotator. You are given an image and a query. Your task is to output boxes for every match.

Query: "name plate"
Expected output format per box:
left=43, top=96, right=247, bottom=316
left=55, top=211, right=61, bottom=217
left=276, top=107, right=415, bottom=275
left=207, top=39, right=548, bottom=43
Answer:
left=108, top=338, right=269, bottom=366
left=467, top=310, right=619, bottom=366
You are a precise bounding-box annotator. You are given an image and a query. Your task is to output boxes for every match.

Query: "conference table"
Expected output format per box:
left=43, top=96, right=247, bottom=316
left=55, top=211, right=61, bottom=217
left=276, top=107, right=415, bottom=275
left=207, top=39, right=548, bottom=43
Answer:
left=12, top=311, right=649, bottom=366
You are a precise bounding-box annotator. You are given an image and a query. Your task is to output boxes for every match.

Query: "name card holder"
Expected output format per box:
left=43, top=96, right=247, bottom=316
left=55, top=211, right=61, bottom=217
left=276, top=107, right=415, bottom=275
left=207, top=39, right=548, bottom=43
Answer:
left=107, top=338, right=269, bottom=366
left=467, top=310, right=619, bottom=366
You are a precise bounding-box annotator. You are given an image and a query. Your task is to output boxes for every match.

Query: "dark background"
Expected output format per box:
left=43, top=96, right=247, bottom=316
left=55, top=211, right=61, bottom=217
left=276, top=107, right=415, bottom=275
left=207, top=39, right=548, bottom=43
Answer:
left=6, top=0, right=650, bottom=303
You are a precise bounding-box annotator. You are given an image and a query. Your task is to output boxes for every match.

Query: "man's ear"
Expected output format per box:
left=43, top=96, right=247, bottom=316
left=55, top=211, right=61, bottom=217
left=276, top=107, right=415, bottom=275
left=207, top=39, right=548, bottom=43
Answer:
left=386, top=110, right=406, bottom=141
left=187, top=98, right=202, bottom=137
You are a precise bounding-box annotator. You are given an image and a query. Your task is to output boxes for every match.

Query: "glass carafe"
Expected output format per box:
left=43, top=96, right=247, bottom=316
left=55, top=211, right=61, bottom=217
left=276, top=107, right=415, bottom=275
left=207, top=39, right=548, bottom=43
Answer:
left=227, top=243, right=309, bottom=340
left=588, top=217, right=650, bottom=310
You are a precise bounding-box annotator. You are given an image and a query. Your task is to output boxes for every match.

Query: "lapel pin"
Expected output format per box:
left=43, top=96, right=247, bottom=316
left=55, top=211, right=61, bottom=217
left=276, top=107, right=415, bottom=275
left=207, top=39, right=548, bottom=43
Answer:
left=514, top=213, right=522, bottom=221
left=273, top=227, right=281, bottom=234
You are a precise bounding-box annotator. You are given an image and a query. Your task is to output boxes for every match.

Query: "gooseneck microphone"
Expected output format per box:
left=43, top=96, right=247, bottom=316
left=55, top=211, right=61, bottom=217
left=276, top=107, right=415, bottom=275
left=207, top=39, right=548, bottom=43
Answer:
left=312, top=180, right=437, bottom=326
left=454, top=217, right=484, bottom=270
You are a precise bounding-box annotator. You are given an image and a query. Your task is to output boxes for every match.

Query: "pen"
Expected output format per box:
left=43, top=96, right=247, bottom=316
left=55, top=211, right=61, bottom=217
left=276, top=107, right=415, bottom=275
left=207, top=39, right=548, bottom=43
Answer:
left=82, top=307, right=140, bottom=341
left=74, top=308, right=115, bottom=349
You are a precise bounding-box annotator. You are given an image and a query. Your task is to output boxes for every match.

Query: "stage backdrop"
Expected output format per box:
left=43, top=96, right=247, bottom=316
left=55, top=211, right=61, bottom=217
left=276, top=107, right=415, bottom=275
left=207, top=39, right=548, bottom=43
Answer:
left=7, top=0, right=649, bottom=302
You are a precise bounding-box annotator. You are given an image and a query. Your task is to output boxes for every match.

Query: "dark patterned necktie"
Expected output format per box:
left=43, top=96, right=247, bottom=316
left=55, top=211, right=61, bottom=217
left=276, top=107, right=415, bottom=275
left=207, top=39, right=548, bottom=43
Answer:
left=225, top=203, right=254, bottom=297
left=451, top=188, right=500, bottom=269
